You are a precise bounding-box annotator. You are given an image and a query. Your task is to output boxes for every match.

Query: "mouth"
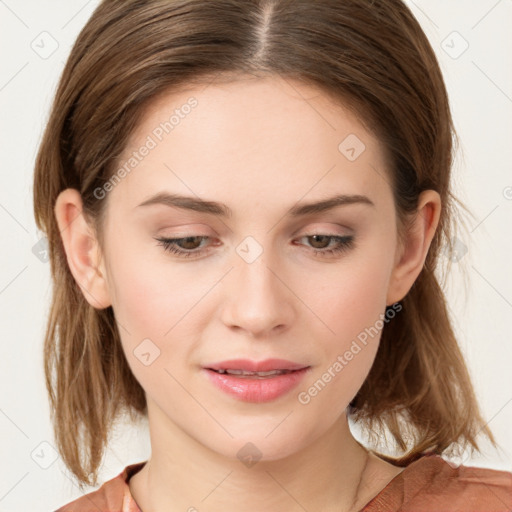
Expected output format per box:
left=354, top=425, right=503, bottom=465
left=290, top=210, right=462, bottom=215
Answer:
left=207, top=368, right=302, bottom=378
left=202, top=361, right=311, bottom=402
left=204, top=358, right=310, bottom=377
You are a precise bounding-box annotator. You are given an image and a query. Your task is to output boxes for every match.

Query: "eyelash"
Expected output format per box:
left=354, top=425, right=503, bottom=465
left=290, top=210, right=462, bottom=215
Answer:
left=154, top=234, right=355, bottom=259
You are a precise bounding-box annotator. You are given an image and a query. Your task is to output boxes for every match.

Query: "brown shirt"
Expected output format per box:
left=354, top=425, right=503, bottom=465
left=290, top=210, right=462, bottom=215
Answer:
left=55, top=454, right=512, bottom=511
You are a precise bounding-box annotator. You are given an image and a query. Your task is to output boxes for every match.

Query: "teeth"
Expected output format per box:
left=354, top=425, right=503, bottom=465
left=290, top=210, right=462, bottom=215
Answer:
left=215, top=369, right=292, bottom=376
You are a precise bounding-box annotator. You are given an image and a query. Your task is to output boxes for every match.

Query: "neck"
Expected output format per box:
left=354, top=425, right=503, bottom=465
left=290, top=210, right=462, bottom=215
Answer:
left=129, top=400, right=376, bottom=512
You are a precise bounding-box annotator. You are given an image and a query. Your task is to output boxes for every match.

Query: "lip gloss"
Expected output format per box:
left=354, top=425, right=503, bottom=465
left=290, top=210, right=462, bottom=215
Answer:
left=202, top=367, right=311, bottom=403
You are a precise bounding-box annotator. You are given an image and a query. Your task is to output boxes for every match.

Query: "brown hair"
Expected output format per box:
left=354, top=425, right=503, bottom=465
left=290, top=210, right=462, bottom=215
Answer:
left=33, top=0, right=497, bottom=489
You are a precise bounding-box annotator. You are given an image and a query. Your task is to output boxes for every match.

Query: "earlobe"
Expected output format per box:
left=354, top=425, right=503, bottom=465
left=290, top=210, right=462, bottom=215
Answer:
left=386, top=190, right=441, bottom=305
left=54, top=188, right=112, bottom=309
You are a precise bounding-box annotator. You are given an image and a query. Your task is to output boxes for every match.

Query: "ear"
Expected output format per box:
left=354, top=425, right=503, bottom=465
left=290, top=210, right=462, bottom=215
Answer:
left=386, top=190, right=441, bottom=306
left=54, top=188, right=112, bottom=309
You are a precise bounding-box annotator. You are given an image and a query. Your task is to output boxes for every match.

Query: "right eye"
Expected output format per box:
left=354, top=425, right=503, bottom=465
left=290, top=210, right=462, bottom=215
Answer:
left=155, top=236, right=212, bottom=258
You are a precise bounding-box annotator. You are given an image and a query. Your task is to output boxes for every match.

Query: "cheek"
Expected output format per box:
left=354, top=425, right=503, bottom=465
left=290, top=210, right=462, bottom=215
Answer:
left=299, top=262, right=390, bottom=416
left=107, top=263, right=200, bottom=392
left=105, top=233, right=205, bottom=335
left=314, top=255, right=392, bottom=338
left=105, top=247, right=220, bottom=376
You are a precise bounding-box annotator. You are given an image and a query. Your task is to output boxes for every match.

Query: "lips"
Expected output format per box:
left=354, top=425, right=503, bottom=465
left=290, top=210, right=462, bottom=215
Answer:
left=202, top=361, right=311, bottom=402
left=205, top=358, right=309, bottom=373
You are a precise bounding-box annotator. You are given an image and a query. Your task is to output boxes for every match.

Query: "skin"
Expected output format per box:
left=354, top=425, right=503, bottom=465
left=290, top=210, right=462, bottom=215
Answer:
left=55, top=75, right=441, bottom=511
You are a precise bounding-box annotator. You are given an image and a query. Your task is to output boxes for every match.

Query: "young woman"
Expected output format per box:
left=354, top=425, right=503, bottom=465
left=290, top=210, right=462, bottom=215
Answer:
left=33, top=1, right=512, bottom=511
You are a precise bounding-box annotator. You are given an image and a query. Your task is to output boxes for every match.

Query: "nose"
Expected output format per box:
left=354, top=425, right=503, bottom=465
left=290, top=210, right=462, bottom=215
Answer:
left=220, top=249, right=294, bottom=338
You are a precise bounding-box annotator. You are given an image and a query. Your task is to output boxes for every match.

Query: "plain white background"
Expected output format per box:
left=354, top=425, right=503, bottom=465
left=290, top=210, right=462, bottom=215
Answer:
left=0, top=1, right=511, bottom=510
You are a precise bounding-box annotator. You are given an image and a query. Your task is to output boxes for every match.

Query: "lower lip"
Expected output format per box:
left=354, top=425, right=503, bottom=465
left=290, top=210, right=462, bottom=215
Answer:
left=203, top=367, right=310, bottom=403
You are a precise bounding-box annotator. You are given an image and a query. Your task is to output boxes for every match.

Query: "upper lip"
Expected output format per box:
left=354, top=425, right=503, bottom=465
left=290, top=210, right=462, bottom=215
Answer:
left=205, top=358, right=309, bottom=372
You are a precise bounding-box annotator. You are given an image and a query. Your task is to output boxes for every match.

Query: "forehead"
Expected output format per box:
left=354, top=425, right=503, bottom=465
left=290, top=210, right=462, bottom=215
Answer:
left=110, top=75, right=391, bottom=213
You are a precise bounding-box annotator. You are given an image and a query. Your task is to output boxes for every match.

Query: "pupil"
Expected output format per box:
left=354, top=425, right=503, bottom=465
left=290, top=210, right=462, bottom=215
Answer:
left=311, top=235, right=328, bottom=248
left=182, top=236, right=201, bottom=249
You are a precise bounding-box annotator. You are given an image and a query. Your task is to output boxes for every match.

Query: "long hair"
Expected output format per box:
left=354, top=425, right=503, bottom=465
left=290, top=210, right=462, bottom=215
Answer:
left=33, top=0, right=497, bottom=489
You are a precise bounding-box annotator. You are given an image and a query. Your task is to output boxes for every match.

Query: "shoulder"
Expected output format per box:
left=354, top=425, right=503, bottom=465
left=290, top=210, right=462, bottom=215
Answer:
left=363, top=454, right=512, bottom=512
left=421, top=456, right=512, bottom=511
left=54, top=462, right=146, bottom=512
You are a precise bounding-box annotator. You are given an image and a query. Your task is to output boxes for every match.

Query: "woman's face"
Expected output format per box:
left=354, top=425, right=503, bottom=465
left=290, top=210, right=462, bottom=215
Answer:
left=95, top=75, right=404, bottom=460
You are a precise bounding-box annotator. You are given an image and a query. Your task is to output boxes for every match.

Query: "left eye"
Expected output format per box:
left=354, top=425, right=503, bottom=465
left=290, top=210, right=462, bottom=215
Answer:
left=154, top=234, right=355, bottom=259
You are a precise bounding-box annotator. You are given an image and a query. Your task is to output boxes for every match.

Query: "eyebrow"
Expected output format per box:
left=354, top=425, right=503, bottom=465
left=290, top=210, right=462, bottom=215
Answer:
left=136, top=192, right=375, bottom=217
